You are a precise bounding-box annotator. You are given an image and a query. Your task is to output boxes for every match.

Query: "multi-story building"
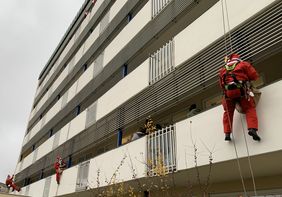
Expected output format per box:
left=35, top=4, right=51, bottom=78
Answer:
left=12, top=0, right=282, bottom=196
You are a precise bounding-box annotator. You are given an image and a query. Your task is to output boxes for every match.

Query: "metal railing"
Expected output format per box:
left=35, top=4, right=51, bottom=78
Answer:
left=76, top=160, right=90, bottom=191
left=147, top=125, right=176, bottom=176
left=149, top=39, right=175, bottom=84
left=151, top=0, right=172, bottom=18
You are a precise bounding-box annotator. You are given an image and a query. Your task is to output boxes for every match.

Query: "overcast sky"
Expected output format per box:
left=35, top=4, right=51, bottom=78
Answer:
left=0, top=0, right=85, bottom=182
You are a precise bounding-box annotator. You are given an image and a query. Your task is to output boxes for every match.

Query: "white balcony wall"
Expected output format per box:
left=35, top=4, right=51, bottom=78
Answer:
left=22, top=131, right=30, bottom=146
left=58, top=123, right=70, bottom=147
left=103, top=1, right=151, bottom=67
left=74, top=45, right=85, bottom=66
left=27, top=178, right=45, bottom=197
left=78, top=14, right=91, bottom=37
left=29, top=104, right=38, bottom=121
left=15, top=161, right=22, bottom=174
left=57, top=166, right=78, bottom=196
left=48, top=174, right=59, bottom=197
left=88, top=137, right=147, bottom=188
left=176, top=80, right=282, bottom=170
left=90, top=0, right=104, bottom=18
left=84, top=22, right=100, bottom=52
left=45, top=97, right=62, bottom=124
left=36, top=135, right=55, bottom=161
left=96, top=59, right=149, bottom=120
left=174, top=0, right=276, bottom=66
left=29, top=118, right=42, bottom=141
left=36, top=91, right=49, bottom=111
left=21, top=151, right=34, bottom=171
left=67, top=81, right=78, bottom=103
left=76, top=64, right=94, bottom=93
left=109, top=0, right=128, bottom=22
left=17, top=186, right=26, bottom=196
left=68, top=110, right=87, bottom=140
left=52, top=65, right=69, bottom=92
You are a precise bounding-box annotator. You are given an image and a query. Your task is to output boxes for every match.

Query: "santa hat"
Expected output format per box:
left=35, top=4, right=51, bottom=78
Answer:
left=226, top=53, right=241, bottom=66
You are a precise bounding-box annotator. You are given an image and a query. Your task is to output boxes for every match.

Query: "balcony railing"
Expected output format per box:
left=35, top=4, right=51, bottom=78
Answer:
left=149, top=39, right=175, bottom=85
left=147, top=125, right=177, bottom=176
left=152, top=0, right=172, bottom=18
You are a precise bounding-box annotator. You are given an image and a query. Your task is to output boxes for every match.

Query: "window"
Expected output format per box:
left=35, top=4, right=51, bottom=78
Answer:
left=49, top=129, right=53, bottom=137
left=83, top=64, right=88, bottom=71
left=149, top=39, right=175, bottom=84
left=76, top=161, right=90, bottom=191
left=147, top=125, right=176, bottom=176
left=117, top=128, right=123, bottom=147
left=127, top=13, right=133, bottom=22
left=40, top=170, right=44, bottom=179
left=67, top=155, right=72, bottom=168
left=32, top=144, right=36, bottom=151
left=122, top=64, right=128, bottom=77
left=75, top=105, right=81, bottom=116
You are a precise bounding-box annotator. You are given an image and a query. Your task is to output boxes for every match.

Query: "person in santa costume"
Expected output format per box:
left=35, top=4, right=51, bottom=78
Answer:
left=219, top=53, right=261, bottom=141
left=5, top=174, right=21, bottom=192
left=54, top=156, right=66, bottom=184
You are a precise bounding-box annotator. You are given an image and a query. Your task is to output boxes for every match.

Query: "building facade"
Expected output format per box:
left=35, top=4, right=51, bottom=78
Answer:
left=13, top=0, right=282, bottom=196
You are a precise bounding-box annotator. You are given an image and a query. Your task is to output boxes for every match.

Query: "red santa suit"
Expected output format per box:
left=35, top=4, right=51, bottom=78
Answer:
left=5, top=175, right=21, bottom=192
left=54, top=156, right=66, bottom=184
left=219, top=54, right=260, bottom=141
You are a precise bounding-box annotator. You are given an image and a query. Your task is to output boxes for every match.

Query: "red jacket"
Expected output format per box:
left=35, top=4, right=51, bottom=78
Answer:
left=5, top=175, right=13, bottom=186
left=219, top=61, right=258, bottom=89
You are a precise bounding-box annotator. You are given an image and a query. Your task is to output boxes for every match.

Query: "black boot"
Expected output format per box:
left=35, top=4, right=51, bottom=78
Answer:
left=225, top=133, right=231, bottom=141
left=248, top=128, right=261, bottom=141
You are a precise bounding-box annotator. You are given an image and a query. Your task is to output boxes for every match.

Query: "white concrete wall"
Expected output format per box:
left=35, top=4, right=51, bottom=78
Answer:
left=76, top=63, right=94, bottom=93
left=88, top=137, right=147, bottom=188
left=84, top=22, right=100, bottom=52
left=57, top=166, right=78, bottom=196
left=52, top=66, right=69, bottom=92
left=90, top=0, right=104, bottom=19
left=68, top=110, right=87, bottom=140
left=28, top=178, right=45, bottom=197
left=36, top=135, right=55, bottom=161
left=36, top=91, right=48, bottom=112
left=109, top=0, right=128, bottom=22
left=48, top=174, right=59, bottom=197
left=45, top=98, right=62, bottom=123
left=28, top=119, right=42, bottom=141
left=21, top=151, right=34, bottom=171
left=74, top=45, right=85, bottom=66
left=58, top=123, right=70, bottom=147
left=22, top=131, right=30, bottom=146
left=174, top=0, right=275, bottom=66
left=103, top=1, right=151, bottom=67
left=96, top=59, right=149, bottom=120
left=67, top=81, right=78, bottom=103
left=176, top=80, right=282, bottom=170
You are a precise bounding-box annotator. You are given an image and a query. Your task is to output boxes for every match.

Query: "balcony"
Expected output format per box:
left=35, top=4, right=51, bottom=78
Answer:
left=15, top=80, right=282, bottom=197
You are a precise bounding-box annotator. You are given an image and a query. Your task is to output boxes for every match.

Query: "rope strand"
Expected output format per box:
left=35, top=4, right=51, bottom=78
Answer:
left=221, top=0, right=258, bottom=195
left=239, top=114, right=258, bottom=196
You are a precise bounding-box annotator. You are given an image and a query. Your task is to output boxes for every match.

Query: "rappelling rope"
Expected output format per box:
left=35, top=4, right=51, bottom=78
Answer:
left=239, top=115, right=258, bottom=196
left=221, top=0, right=258, bottom=196
left=221, top=0, right=247, bottom=196
left=223, top=98, right=247, bottom=197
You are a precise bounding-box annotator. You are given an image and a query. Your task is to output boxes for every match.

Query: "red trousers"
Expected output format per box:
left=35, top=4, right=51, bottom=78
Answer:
left=222, top=96, right=258, bottom=133
left=56, top=171, right=61, bottom=184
